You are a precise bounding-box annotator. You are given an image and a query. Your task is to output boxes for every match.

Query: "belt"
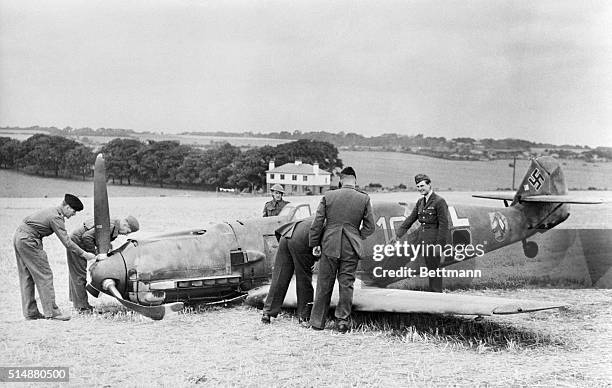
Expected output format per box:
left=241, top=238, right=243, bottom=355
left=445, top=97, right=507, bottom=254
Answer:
left=420, top=224, right=438, bottom=230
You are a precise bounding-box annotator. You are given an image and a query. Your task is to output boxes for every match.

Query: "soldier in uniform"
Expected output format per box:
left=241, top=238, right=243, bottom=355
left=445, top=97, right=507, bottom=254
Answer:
left=13, top=194, right=96, bottom=321
left=67, top=215, right=140, bottom=313
left=261, top=219, right=316, bottom=324
left=392, top=174, right=449, bottom=292
left=262, top=183, right=289, bottom=217
left=308, top=167, right=375, bottom=333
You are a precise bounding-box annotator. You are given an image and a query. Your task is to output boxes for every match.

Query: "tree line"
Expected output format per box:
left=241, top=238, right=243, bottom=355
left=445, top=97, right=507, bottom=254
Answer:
left=0, top=135, right=343, bottom=191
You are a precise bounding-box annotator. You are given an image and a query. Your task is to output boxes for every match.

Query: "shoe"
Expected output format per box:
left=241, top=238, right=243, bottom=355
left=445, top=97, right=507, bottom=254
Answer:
left=300, top=320, right=311, bottom=329
left=77, top=306, right=93, bottom=314
left=46, top=312, right=71, bottom=321
left=298, top=316, right=310, bottom=324
left=337, top=323, right=349, bottom=333
left=261, top=314, right=271, bottom=324
left=311, top=325, right=324, bottom=331
left=25, top=312, right=45, bottom=320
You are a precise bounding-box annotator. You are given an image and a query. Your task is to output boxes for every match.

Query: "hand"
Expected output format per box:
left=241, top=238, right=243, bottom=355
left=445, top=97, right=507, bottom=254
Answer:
left=311, top=261, right=319, bottom=273
left=312, top=246, right=321, bottom=257
left=388, top=237, right=398, bottom=245
left=84, top=252, right=96, bottom=261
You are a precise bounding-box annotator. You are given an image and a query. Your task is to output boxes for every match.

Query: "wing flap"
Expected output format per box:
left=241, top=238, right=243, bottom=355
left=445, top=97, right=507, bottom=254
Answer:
left=245, top=278, right=564, bottom=316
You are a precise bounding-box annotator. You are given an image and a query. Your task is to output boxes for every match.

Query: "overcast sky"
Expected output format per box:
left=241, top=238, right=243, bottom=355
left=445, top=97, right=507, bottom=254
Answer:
left=1, top=0, right=611, bottom=146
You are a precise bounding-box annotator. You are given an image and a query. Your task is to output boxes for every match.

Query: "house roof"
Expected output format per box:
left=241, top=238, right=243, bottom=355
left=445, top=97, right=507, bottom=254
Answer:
left=267, top=162, right=331, bottom=175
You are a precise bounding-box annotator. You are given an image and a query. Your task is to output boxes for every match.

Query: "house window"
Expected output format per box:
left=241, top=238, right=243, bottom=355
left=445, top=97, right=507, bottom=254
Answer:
left=270, top=173, right=275, bottom=179
left=280, top=174, right=285, bottom=180
left=292, top=175, right=297, bottom=181
left=303, top=175, right=308, bottom=182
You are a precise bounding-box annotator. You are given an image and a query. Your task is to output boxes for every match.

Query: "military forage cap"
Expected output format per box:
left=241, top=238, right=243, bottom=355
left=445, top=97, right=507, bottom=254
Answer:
left=340, top=166, right=356, bottom=178
left=64, top=194, right=84, bottom=211
left=125, top=215, right=139, bottom=232
left=414, top=174, right=431, bottom=185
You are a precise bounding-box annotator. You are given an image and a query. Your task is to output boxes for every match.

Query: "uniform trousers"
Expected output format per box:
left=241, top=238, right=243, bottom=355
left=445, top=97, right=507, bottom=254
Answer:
left=310, top=235, right=359, bottom=329
left=263, top=236, right=315, bottom=320
left=66, top=235, right=91, bottom=309
left=13, top=227, right=59, bottom=318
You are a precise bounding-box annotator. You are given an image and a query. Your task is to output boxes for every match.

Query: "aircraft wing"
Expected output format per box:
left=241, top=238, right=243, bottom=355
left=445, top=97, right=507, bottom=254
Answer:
left=246, top=278, right=564, bottom=316
left=519, top=195, right=603, bottom=204
left=473, top=193, right=603, bottom=204
left=472, top=193, right=515, bottom=201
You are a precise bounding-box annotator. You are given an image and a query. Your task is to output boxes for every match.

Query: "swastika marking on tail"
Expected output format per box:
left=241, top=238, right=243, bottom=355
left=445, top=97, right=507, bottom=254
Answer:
left=528, top=168, right=544, bottom=191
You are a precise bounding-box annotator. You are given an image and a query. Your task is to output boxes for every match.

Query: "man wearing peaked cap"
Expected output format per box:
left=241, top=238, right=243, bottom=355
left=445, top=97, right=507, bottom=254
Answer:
left=392, top=173, right=449, bottom=292
left=263, top=183, right=290, bottom=217
left=67, top=215, right=140, bottom=312
left=13, top=194, right=96, bottom=321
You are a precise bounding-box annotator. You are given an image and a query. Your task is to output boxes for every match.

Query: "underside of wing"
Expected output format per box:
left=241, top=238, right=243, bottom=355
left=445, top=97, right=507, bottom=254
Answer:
left=245, top=278, right=564, bottom=316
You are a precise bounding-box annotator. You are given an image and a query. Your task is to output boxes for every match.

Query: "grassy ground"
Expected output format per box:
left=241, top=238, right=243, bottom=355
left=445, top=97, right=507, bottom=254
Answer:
left=1, top=188, right=611, bottom=386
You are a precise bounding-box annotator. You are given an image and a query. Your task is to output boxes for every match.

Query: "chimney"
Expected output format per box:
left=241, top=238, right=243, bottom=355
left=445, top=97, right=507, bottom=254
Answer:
left=294, top=160, right=302, bottom=166
left=268, top=160, right=275, bottom=170
left=313, top=162, right=319, bottom=175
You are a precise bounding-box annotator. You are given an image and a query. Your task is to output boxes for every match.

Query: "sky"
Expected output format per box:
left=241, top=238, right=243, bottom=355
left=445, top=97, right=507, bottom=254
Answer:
left=1, top=0, right=611, bottom=147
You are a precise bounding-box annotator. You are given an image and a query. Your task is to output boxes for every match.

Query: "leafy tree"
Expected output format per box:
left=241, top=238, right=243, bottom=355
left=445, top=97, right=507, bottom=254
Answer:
left=63, top=145, right=95, bottom=180
left=17, top=134, right=82, bottom=176
left=136, top=140, right=190, bottom=187
left=198, top=143, right=242, bottom=188
left=101, top=138, right=145, bottom=184
left=0, top=137, right=22, bottom=168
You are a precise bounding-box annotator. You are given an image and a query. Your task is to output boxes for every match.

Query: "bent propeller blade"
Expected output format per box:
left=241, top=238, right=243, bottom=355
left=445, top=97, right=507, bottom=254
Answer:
left=94, top=154, right=111, bottom=254
left=101, top=281, right=184, bottom=320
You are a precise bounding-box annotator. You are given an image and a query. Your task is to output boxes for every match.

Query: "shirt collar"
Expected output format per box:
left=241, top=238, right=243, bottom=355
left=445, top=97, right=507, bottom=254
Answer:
left=424, top=191, right=433, bottom=204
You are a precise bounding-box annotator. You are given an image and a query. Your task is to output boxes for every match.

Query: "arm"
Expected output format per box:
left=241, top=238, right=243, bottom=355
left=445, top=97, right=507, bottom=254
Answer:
left=359, top=199, right=376, bottom=239
left=309, top=196, right=327, bottom=247
left=395, top=204, right=418, bottom=238
left=81, top=228, right=98, bottom=254
left=436, top=198, right=449, bottom=245
left=50, top=216, right=91, bottom=259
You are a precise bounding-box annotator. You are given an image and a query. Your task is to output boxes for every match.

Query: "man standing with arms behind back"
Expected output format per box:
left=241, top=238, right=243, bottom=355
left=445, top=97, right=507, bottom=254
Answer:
left=308, top=167, right=375, bottom=333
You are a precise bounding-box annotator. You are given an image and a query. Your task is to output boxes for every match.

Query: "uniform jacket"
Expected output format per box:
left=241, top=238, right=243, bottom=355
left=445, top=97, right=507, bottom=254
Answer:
left=396, top=192, right=449, bottom=245
left=19, top=206, right=87, bottom=258
left=309, top=185, right=375, bottom=259
left=70, top=218, right=121, bottom=254
left=262, top=199, right=289, bottom=217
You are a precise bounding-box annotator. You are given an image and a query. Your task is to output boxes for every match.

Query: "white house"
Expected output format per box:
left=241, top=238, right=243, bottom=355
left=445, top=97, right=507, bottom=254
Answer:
left=266, top=160, right=331, bottom=195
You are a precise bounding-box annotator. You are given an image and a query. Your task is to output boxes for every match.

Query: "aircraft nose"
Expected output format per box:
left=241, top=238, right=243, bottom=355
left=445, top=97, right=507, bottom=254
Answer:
left=89, top=253, right=128, bottom=296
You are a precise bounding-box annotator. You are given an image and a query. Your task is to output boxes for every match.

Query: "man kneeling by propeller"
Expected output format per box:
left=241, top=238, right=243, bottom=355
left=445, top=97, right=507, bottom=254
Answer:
left=66, top=216, right=140, bottom=313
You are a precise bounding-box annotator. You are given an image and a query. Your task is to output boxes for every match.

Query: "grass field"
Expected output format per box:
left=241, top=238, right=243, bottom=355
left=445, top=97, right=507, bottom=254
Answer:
left=1, top=174, right=611, bottom=386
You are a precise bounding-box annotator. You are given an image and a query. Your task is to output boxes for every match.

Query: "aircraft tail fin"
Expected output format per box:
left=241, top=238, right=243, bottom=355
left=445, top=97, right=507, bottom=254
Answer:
left=512, top=156, right=567, bottom=205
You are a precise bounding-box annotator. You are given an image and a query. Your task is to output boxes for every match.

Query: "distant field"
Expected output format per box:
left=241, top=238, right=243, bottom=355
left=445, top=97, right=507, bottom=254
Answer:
left=340, top=151, right=612, bottom=190
left=3, top=130, right=610, bottom=190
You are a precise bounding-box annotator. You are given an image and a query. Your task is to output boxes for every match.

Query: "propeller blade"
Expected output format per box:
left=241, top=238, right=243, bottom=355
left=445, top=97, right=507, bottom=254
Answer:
left=94, top=153, right=111, bottom=254
left=100, top=280, right=184, bottom=320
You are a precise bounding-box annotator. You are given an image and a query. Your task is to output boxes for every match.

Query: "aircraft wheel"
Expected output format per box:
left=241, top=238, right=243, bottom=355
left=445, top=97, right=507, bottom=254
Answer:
left=523, top=241, right=539, bottom=258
